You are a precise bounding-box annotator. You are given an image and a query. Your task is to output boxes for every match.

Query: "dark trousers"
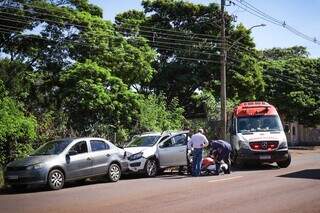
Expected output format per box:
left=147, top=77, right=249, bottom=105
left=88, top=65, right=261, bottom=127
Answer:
left=192, top=148, right=203, bottom=176
left=216, top=151, right=231, bottom=174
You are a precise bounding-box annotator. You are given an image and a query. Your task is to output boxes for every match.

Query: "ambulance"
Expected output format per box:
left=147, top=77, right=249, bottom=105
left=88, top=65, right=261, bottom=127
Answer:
left=229, top=101, right=291, bottom=167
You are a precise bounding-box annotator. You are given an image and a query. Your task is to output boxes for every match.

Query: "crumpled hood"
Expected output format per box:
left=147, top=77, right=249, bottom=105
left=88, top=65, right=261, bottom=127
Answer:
left=123, top=147, right=150, bottom=155
left=7, top=155, right=57, bottom=167
left=238, top=131, right=286, bottom=142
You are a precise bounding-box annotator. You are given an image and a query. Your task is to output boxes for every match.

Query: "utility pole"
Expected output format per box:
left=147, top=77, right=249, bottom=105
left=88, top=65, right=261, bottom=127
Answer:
left=220, top=0, right=227, bottom=140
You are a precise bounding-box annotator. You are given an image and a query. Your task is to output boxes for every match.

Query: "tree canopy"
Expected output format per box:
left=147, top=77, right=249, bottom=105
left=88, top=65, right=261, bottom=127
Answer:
left=0, top=0, right=319, bottom=166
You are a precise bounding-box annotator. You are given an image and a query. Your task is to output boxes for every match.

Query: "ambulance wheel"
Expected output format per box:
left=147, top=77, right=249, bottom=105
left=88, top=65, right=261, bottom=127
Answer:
left=277, top=153, right=291, bottom=168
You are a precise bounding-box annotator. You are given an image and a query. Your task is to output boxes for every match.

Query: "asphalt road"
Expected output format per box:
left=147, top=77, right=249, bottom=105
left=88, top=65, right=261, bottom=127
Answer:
left=1, top=149, right=320, bottom=213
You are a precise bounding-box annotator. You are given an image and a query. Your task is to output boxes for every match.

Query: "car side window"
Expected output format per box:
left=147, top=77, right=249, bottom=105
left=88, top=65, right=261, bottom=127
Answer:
left=158, top=137, right=172, bottom=149
left=159, top=134, right=187, bottom=148
left=172, top=134, right=187, bottom=147
left=69, top=141, right=88, bottom=154
left=90, top=140, right=109, bottom=152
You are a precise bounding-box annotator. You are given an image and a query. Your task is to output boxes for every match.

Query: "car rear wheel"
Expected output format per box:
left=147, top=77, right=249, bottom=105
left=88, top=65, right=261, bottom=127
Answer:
left=48, top=169, right=65, bottom=190
left=277, top=153, right=291, bottom=168
left=108, top=163, right=121, bottom=182
left=144, top=159, right=158, bottom=177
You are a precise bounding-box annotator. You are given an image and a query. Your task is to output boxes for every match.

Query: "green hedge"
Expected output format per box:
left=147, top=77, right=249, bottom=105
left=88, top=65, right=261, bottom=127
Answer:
left=0, top=169, right=3, bottom=188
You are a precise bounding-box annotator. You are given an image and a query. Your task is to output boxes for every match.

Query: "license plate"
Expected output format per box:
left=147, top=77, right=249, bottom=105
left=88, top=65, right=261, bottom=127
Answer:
left=259, top=155, right=271, bottom=160
left=7, top=175, right=19, bottom=180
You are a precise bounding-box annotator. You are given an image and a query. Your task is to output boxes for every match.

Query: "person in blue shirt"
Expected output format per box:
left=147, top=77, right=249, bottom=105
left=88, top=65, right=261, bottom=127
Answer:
left=209, top=140, right=232, bottom=175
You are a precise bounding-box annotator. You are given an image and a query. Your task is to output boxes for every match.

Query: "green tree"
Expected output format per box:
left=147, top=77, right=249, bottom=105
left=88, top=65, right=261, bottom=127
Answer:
left=60, top=61, right=140, bottom=135
left=261, top=57, right=320, bottom=125
left=0, top=89, right=37, bottom=167
left=261, top=46, right=309, bottom=60
left=136, top=95, right=185, bottom=132
left=115, top=0, right=264, bottom=114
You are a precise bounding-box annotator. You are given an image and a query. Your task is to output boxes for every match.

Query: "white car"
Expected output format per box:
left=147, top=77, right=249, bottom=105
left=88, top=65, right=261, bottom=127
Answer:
left=124, top=131, right=189, bottom=177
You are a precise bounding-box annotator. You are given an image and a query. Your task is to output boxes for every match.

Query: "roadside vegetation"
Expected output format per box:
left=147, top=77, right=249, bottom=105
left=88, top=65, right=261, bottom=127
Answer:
left=0, top=169, right=3, bottom=188
left=0, top=0, right=319, bottom=168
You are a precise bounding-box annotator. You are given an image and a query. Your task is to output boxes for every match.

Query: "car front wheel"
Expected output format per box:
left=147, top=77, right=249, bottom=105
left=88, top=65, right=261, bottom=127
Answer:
left=48, top=169, right=65, bottom=190
left=144, top=159, right=158, bottom=177
left=108, top=163, right=121, bottom=182
left=277, top=153, right=291, bottom=168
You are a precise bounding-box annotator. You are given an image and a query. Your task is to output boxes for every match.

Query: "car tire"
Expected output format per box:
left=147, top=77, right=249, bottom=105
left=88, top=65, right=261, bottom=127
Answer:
left=144, top=158, right=158, bottom=177
left=277, top=153, right=291, bottom=168
left=178, top=166, right=184, bottom=175
left=48, top=169, right=65, bottom=190
left=108, top=163, right=121, bottom=182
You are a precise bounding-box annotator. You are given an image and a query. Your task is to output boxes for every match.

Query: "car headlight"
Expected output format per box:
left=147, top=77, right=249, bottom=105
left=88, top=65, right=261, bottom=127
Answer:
left=26, top=163, right=44, bottom=170
left=128, top=152, right=143, bottom=161
left=239, top=140, right=250, bottom=149
left=278, top=141, right=288, bottom=149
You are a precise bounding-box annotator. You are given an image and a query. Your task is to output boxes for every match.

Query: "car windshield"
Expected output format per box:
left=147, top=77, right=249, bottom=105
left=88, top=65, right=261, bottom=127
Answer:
left=126, top=135, right=160, bottom=147
left=31, top=140, right=72, bottom=156
left=237, top=115, right=283, bottom=133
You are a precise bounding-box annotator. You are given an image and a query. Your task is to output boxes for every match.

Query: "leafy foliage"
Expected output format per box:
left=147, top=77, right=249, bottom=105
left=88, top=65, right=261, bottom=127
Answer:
left=261, top=57, right=320, bottom=126
left=0, top=0, right=319, bottom=166
left=60, top=61, right=140, bottom=135
left=0, top=96, right=37, bottom=166
left=137, top=95, right=185, bottom=132
left=115, top=1, right=264, bottom=116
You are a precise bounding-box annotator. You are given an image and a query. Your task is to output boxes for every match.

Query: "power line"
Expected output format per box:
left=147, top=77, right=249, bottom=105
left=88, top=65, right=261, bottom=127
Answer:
left=0, top=4, right=261, bottom=58
left=0, top=2, right=253, bottom=47
left=0, top=15, right=227, bottom=59
left=0, top=27, right=224, bottom=64
left=0, top=14, right=256, bottom=59
left=230, top=0, right=320, bottom=45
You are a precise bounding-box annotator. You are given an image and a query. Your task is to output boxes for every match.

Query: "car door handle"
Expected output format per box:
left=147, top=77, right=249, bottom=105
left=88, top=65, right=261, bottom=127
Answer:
left=106, top=154, right=111, bottom=157
left=87, top=157, right=92, bottom=161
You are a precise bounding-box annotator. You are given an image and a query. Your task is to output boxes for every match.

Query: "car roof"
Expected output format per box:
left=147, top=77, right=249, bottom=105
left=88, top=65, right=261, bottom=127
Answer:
left=52, top=137, right=110, bottom=142
left=140, top=130, right=189, bottom=137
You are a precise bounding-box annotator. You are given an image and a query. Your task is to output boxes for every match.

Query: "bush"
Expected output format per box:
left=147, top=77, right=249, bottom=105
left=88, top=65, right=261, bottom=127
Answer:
left=0, top=169, right=3, bottom=188
left=0, top=97, right=37, bottom=167
left=137, top=95, right=185, bottom=132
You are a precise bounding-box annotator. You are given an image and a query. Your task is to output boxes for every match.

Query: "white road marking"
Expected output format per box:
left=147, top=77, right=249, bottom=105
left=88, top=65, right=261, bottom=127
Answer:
left=208, top=176, right=243, bottom=183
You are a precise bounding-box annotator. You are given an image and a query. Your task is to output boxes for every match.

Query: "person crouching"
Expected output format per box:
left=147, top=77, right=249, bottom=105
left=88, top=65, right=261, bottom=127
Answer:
left=209, top=140, right=232, bottom=175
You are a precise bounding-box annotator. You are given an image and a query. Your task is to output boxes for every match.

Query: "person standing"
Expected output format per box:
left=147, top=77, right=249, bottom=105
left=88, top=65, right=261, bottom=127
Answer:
left=209, top=140, right=232, bottom=174
left=187, top=128, right=209, bottom=176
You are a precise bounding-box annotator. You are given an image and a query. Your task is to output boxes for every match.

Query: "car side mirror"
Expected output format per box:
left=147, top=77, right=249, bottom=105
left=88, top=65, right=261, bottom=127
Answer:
left=68, top=150, right=78, bottom=156
left=284, top=124, right=290, bottom=134
left=123, top=151, right=127, bottom=159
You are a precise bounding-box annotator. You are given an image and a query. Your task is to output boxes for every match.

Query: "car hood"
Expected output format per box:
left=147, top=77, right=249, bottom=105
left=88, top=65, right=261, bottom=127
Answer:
left=238, top=131, right=286, bottom=142
left=123, top=147, right=151, bottom=155
left=7, top=155, right=57, bottom=167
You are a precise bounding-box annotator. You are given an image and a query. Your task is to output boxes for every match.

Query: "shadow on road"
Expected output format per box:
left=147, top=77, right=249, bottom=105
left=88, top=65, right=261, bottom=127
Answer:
left=232, top=163, right=279, bottom=172
left=159, top=174, right=190, bottom=180
left=0, top=173, right=168, bottom=195
left=277, top=169, right=320, bottom=180
left=0, top=178, right=109, bottom=195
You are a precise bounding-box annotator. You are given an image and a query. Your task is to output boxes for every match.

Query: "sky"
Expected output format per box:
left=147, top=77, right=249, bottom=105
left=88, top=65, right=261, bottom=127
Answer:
left=90, top=0, right=320, bottom=58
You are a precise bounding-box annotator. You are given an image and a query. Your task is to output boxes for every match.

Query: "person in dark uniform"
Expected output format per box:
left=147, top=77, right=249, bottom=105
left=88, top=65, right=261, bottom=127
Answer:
left=209, top=140, right=232, bottom=174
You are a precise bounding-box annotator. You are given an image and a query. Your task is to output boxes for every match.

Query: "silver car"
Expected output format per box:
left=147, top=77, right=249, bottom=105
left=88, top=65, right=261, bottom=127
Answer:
left=124, top=131, right=190, bottom=177
left=4, top=137, right=127, bottom=190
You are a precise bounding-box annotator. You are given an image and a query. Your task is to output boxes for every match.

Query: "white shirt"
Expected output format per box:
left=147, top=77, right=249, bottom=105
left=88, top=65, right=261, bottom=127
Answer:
left=187, top=132, right=209, bottom=149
